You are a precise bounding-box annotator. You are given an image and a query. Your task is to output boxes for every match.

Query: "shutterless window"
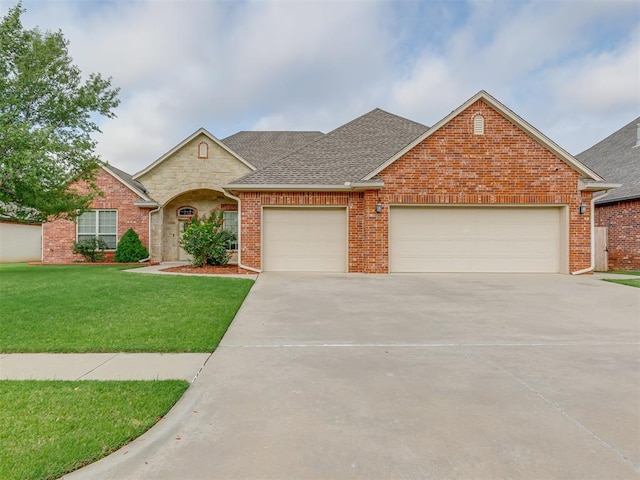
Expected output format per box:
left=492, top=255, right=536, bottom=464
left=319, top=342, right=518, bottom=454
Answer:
left=77, top=210, right=117, bottom=249
left=223, top=211, right=238, bottom=249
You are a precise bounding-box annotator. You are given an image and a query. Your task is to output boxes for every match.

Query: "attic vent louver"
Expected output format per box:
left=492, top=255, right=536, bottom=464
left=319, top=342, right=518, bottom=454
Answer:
left=473, top=114, right=485, bottom=135
left=636, top=123, right=640, bottom=147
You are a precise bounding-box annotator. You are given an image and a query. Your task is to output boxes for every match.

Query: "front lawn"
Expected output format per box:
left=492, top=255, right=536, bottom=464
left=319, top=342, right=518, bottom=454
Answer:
left=603, top=270, right=640, bottom=276
left=0, top=264, right=253, bottom=352
left=0, top=380, right=188, bottom=480
left=603, top=278, right=640, bottom=288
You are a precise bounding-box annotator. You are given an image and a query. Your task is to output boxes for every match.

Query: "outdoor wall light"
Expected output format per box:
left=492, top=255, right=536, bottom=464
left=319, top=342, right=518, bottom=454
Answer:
left=578, top=202, right=587, bottom=215
left=375, top=202, right=383, bottom=214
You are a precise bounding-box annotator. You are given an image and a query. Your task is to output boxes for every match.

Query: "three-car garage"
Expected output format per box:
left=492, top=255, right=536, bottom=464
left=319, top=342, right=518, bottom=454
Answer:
left=260, top=206, right=567, bottom=274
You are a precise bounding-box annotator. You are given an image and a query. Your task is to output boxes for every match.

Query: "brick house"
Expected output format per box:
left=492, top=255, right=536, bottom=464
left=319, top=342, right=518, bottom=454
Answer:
left=577, top=117, right=640, bottom=271
left=43, top=91, right=614, bottom=273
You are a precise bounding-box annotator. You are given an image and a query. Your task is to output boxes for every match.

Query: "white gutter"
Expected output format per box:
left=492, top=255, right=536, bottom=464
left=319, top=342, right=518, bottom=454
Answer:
left=223, top=181, right=384, bottom=192
left=140, top=206, right=161, bottom=263
left=222, top=189, right=261, bottom=274
left=571, top=192, right=607, bottom=275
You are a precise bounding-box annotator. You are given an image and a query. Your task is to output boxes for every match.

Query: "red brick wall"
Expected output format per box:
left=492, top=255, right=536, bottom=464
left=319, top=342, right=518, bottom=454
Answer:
left=42, top=168, right=151, bottom=263
left=237, top=100, right=592, bottom=273
left=595, top=199, right=640, bottom=270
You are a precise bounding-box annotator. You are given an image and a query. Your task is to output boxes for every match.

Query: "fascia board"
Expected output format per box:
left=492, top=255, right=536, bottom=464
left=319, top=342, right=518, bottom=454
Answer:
left=579, top=181, right=621, bottom=191
left=223, top=182, right=384, bottom=192
left=133, top=128, right=256, bottom=179
left=363, top=90, right=605, bottom=182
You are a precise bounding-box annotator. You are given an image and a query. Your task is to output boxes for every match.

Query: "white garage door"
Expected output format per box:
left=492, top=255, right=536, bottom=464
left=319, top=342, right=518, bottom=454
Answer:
left=390, top=207, right=564, bottom=273
left=263, top=208, right=347, bottom=272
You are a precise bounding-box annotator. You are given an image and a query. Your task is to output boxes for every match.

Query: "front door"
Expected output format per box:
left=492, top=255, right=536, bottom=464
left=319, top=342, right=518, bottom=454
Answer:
left=178, top=221, right=191, bottom=261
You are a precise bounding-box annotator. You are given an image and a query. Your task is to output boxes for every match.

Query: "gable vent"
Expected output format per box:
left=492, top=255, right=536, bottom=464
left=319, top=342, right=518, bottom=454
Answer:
left=473, top=114, right=485, bottom=135
left=636, top=123, right=640, bottom=147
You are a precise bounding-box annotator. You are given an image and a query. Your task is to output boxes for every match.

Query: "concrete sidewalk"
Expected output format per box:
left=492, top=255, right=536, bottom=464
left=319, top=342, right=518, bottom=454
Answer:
left=0, top=353, right=211, bottom=381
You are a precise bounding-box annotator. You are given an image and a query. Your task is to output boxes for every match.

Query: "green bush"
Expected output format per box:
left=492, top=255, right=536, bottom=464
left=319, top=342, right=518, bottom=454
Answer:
left=72, top=237, right=108, bottom=262
left=114, top=228, right=149, bottom=263
left=180, top=212, right=236, bottom=267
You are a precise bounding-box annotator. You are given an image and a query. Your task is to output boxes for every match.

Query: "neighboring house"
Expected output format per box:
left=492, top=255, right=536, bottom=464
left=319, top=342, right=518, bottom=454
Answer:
left=0, top=220, right=42, bottom=262
left=577, top=117, right=640, bottom=271
left=43, top=91, right=614, bottom=273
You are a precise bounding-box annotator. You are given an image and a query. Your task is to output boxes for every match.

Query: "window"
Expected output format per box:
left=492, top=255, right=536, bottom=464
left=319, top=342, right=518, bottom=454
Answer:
left=198, top=142, right=208, bottom=159
left=223, top=211, right=238, bottom=249
left=77, top=210, right=117, bottom=249
left=473, top=114, right=485, bottom=135
left=177, top=207, right=197, bottom=218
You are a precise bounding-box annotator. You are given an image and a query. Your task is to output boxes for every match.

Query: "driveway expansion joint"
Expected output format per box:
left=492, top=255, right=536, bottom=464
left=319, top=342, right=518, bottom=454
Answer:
left=471, top=348, right=640, bottom=473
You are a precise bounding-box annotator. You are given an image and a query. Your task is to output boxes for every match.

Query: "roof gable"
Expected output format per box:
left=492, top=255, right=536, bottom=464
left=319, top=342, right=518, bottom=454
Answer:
left=228, top=109, right=428, bottom=187
left=577, top=116, right=640, bottom=204
left=364, top=91, right=604, bottom=182
left=133, top=128, right=255, bottom=179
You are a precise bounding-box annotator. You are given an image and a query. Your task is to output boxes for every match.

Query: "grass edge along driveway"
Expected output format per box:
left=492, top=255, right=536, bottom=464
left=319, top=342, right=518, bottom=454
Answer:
left=0, top=264, right=254, bottom=352
left=0, top=263, right=253, bottom=479
left=0, top=380, right=188, bottom=480
left=600, top=270, right=640, bottom=288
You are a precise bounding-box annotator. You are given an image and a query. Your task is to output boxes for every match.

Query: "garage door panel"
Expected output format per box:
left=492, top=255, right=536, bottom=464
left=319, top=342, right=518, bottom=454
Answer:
left=390, top=207, right=562, bottom=273
left=263, top=208, right=347, bottom=272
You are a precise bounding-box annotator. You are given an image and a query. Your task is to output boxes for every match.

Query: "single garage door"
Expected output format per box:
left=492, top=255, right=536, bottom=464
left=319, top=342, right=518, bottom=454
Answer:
left=263, top=207, right=347, bottom=272
left=390, top=207, right=564, bottom=273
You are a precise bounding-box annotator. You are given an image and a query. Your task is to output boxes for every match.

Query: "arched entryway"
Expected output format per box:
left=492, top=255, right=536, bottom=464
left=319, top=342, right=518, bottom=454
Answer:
left=161, top=189, right=238, bottom=262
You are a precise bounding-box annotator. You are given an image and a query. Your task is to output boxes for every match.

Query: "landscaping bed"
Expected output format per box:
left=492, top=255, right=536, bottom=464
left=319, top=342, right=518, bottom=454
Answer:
left=160, top=264, right=256, bottom=275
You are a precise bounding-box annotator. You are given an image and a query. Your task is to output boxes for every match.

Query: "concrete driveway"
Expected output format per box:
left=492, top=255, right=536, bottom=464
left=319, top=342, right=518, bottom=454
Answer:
left=68, top=273, right=640, bottom=479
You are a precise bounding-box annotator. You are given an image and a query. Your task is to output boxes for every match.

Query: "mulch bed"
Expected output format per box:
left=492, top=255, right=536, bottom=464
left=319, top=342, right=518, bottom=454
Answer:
left=160, top=264, right=256, bottom=275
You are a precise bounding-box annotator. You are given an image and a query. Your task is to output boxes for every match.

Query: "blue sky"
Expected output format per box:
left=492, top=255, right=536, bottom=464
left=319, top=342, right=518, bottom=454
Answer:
left=3, top=0, right=639, bottom=173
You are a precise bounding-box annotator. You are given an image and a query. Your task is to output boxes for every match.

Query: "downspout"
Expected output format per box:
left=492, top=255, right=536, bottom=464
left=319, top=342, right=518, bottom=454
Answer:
left=139, top=206, right=160, bottom=263
left=571, top=193, right=604, bottom=275
left=222, top=189, right=262, bottom=274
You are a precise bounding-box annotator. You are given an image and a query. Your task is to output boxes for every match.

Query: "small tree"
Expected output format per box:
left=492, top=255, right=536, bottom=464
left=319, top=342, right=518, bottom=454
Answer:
left=114, top=228, right=149, bottom=263
left=0, top=3, right=120, bottom=223
left=180, top=212, right=236, bottom=267
left=72, top=237, right=108, bottom=262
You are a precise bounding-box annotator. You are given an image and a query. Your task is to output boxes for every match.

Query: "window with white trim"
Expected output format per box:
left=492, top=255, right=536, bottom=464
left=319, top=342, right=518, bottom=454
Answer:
left=177, top=206, right=197, bottom=218
left=77, top=210, right=118, bottom=249
left=223, top=211, right=238, bottom=250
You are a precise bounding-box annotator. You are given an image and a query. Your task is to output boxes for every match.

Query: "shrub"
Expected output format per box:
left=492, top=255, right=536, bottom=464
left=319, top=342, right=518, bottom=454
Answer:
left=114, top=228, right=149, bottom=263
left=72, top=237, right=108, bottom=262
left=180, top=212, right=236, bottom=267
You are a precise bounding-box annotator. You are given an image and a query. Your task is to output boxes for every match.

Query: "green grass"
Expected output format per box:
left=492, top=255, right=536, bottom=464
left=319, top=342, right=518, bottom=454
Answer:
left=0, top=264, right=254, bottom=352
left=603, top=278, right=640, bottom=288
left=602, top=270, right=640, bottom=276
left=0, top=380, right=188, bottom=480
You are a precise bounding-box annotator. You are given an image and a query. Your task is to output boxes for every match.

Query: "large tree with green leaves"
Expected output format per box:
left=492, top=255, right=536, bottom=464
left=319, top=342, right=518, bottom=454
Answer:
left=0, top=3, right=120, bottom=223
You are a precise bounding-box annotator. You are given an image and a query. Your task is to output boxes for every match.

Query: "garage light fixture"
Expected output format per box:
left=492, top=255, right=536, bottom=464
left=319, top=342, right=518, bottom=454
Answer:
left=375, top=202, right=383, bottom=214
left=578, top=202, right=587, bottom=215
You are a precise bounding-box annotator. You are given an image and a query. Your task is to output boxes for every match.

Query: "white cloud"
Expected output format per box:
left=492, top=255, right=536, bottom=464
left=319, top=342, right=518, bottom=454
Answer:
left=5, top=0, right=640, bottom=169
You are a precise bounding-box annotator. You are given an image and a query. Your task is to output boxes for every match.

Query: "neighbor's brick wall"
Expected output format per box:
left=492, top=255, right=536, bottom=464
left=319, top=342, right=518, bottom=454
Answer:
left=595, top=199, right=640, bottom=270
left=237, top=99, right=592, bottom=273
left=42, top=168, right=150, bottom=263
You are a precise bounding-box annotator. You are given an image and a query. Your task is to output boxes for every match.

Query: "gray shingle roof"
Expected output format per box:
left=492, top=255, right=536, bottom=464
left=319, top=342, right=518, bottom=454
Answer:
left=103, top=163, right=152, bottom=199
left=577, top=117, right=640, bottom=204
left=221, top=131, right=325, bottom=169
left=228, top=109, right=429, bottom=186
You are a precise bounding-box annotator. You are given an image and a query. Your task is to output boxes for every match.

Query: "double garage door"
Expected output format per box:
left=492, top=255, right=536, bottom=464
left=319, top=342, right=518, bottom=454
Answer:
left=390, top=207, right=564, bottom=273
left=262, top=206, right=565, bottom=273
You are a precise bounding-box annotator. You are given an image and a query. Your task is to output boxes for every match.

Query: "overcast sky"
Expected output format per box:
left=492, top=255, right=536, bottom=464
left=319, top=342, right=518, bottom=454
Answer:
left=4, top=0, right=639, bottom=174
